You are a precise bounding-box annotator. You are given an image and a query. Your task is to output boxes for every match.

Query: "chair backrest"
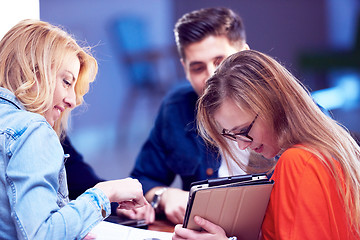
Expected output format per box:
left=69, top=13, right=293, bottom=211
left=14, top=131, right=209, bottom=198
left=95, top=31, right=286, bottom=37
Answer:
left=111, top=16, right=156, bottom=86
left=108, top=15, right=184, bottom=89
left=112, top=16, right=150, bottom=54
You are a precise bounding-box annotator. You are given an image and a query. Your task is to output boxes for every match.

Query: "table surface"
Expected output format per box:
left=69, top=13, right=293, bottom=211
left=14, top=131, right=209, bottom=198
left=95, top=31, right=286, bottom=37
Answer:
left=105, top=214, right=175, bottom=233
left=148, top=219, right=175, bottom=233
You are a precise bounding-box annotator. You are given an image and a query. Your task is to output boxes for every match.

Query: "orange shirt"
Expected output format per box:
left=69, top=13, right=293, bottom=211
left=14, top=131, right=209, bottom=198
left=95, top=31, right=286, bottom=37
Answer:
left=261, top=147, right=357, bottom=240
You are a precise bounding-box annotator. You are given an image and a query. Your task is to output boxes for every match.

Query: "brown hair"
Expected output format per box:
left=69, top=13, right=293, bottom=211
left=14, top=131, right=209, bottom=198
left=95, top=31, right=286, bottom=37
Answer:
left=174, top=7, right=246, bottom=60
left=198, top=50, right=360, bottom=235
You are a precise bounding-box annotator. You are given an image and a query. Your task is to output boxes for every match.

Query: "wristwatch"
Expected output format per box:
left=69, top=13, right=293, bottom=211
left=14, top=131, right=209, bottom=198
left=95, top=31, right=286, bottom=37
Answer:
left=150, top=187, right=168, bottom=212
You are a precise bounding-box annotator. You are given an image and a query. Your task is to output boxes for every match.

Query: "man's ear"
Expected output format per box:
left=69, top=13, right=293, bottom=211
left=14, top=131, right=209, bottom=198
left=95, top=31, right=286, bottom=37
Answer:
left=180, top=58, right=190, bottom=82
left=180, top=58, right=185, bottom=69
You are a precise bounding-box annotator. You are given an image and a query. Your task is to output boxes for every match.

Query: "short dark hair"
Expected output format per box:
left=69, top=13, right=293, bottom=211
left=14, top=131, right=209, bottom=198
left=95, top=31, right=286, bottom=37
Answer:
left=174, top=7, right=246, bottom=60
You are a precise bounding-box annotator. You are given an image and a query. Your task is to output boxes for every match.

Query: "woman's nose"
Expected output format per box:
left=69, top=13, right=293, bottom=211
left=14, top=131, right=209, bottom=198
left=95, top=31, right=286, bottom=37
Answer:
left=236, top=140, right=251, bottom=150
left=65, top=89, right=76, bottom=109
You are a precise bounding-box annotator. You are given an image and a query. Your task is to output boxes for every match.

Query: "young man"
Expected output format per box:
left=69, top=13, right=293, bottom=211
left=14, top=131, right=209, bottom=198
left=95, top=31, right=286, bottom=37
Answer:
left=129, top=7, right=251, bottom=224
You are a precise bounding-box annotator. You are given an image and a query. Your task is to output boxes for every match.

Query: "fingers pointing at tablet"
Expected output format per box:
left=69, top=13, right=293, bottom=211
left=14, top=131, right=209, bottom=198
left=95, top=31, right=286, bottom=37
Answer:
left=94, top=178, right=148, bottom=209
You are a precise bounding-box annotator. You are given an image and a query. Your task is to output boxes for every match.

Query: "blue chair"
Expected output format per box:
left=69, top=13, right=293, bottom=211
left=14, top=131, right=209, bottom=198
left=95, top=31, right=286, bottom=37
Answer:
left=107, top=15, right=184, bottom=143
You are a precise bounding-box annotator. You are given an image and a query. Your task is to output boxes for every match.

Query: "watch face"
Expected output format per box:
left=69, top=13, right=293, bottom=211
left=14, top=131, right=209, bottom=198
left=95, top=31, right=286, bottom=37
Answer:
left=151, top=187, right=168, bottom=210
left=151, top=195, right=160, bottom=209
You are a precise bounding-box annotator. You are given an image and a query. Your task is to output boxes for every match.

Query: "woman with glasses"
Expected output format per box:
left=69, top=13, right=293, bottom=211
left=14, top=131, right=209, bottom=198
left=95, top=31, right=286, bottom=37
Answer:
left=172, top=50, right=360, bottom=239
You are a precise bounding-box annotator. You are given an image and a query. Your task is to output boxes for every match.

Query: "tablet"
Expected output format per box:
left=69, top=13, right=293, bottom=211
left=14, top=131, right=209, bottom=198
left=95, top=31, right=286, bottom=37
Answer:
left=183, top=173, right=274, bottom=240
left=105, top=215, right=148, bottom=229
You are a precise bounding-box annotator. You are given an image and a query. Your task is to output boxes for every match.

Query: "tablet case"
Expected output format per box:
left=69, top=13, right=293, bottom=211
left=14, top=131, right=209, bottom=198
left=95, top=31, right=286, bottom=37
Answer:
left=183, top=173, right=274, bottom=240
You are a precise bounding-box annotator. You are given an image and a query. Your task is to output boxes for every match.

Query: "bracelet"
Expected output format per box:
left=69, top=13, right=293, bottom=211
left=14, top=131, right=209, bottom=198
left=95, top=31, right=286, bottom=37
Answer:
left=228, top=237, right=237, bottom=240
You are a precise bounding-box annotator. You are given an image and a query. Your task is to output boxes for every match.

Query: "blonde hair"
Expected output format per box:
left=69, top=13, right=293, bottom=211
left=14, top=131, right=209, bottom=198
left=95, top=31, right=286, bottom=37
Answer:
left=197, top=49, right=360, bottom=235
left=0, top=19, right=97, bottom=137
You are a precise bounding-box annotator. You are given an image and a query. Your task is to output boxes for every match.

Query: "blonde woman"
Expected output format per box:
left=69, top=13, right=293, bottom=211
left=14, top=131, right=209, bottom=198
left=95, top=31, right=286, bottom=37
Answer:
left=173, top=50, right=360, bottom=239
left=0, top=19, right=147, bottom=239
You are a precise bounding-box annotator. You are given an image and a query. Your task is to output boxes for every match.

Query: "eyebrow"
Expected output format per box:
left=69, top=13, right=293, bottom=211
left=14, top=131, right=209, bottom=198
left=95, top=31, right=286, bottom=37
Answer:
left=229, top=123, right=249, bottom=132
left=189, top=61, right=204, bottom=67
left=188, top=55, right=225, bottom=68
left=64, top=70, right=76, bottom=81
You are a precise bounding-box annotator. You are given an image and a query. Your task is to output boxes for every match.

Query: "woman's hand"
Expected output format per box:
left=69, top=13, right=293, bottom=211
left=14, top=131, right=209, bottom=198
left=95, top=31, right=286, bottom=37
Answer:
left=94, top=178, right=147, bottom=210
left=172, top=216, right=228, bottom=240
left=116, top=203, right=155, bottom=224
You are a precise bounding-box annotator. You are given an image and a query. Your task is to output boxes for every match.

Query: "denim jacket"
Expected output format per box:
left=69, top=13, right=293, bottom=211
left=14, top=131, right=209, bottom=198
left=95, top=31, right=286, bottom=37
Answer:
left=0, top=87, right=110, bottom=240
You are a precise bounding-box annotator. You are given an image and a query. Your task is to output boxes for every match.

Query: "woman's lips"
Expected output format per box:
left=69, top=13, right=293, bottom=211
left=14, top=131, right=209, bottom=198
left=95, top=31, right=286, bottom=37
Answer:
left=54, top=106, right=64, bottom=119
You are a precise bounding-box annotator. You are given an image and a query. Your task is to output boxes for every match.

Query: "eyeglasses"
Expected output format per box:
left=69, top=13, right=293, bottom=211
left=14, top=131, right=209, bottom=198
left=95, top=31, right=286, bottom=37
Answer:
left=221, top=114, right=258, bottom=143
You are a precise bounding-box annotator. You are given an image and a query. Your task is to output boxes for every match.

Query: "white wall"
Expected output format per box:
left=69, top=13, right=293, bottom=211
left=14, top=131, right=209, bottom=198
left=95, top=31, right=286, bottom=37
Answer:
left=0, top=0, right=39, bottom=39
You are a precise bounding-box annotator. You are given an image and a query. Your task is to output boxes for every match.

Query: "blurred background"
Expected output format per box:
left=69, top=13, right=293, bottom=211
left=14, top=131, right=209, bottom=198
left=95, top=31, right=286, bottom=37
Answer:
left=2, top=0, right=360, bottom=181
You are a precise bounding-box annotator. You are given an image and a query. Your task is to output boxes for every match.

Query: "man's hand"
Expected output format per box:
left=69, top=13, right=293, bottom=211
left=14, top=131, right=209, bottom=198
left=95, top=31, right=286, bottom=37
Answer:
left=160, top=188, right=188, bottom=224
left=145, top=187, right=188, bottom=224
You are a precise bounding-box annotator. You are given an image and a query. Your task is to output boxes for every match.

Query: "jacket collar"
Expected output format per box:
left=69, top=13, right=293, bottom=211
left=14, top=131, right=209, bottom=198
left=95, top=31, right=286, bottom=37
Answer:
left=0, top=87, right=24, bottom=110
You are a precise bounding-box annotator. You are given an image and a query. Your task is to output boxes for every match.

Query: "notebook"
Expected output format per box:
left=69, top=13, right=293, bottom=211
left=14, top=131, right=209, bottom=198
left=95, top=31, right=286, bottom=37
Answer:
left=183, top=173, right=274, bottom=240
